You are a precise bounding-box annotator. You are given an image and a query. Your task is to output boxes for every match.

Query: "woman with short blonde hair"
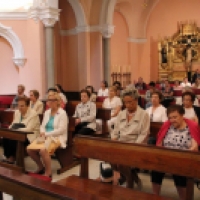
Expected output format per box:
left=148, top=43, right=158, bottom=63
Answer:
left=27, top=91, right=68, bottom=179
left=100, top=86, right=122, bottom=132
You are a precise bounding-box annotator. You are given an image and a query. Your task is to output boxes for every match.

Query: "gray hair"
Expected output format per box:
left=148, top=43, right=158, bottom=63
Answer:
left=122, top=87, right=139, bottom=100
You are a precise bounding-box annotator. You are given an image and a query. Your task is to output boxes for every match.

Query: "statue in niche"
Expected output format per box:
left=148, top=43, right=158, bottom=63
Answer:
left=182, top=44, right=197, bottom=71
left=161, top=44, right=168, bottom=64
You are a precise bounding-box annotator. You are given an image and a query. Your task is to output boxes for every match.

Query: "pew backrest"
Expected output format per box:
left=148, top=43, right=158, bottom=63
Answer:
left=0, top=166, right=105, bottom=200
left=74, top=136, right=200, bottom=180
left=150, top=122, right=163, bottom=137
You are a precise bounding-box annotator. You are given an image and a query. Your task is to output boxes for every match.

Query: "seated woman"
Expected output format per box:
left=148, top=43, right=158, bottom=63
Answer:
left=3, top=97, right=40, bottom=164
left=111, top=88, right=150, bottom=186
left=113, top=81, right=122, bottom=97
left=180, top=77, right=191, bottom=88
left=29, top=90, right=44, bottom=114
left=145, top=81, right=156, bottom=109
left=176, top=87, right=199, bottom=106
left=192, top=77, right=200, bottom=88
left=146, top=91, right=167, bottom=122
left=85, top=85, right=97, bottom=102
left=55, top=84, right=68, bottom=105
left=151, top=105, right=200, bottom=200
left=182, top=91, right=200, bottom=124
left=73, top=89, right=96, bottom=135
left=27, top=91, right=68, bottom=178
left=45, top=88, right=65, bottom=109
left=161, top=80, right=174, bottom=108
left=97, top=80, right=109, bottom=97
left=99, top=86, right=122, bottom=132
left=173, top=80, right=181, bottom=90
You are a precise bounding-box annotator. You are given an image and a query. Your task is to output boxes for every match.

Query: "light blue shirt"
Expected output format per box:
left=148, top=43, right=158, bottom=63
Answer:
left=45, top=116, right=55, bottom=132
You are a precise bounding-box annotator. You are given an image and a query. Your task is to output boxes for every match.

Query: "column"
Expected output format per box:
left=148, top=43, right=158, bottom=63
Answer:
left=103, top=37, right=111, bottom=85
left=29, top=0, right=60, bottom=90
left=43, top=21, right=56, bottom=89
left=101, top=25, right=114, bottom=86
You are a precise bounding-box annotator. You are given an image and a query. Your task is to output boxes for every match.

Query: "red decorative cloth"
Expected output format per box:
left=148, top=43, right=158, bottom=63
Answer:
left=156, top=118, right=200, bottom=146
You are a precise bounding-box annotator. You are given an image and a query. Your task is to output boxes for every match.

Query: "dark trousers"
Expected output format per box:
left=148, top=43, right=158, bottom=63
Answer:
left=73, top=122, right=95, bottom=136
left=151, top=171, right=187, bottom=187
left=3, top=138, right=29, bottom=158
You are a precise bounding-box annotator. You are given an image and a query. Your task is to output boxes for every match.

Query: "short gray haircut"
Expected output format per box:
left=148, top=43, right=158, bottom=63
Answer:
left=18, top=84, right=25, bottom=91
left=122, top=87, right=139, bottom=100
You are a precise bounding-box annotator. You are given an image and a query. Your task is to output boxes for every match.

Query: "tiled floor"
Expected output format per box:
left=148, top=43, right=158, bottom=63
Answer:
left=2, top=151, right=200, bottom=200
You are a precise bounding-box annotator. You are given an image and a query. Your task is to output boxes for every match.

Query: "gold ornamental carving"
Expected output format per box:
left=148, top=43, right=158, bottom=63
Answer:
left=158, top=21, right=200, bottom=81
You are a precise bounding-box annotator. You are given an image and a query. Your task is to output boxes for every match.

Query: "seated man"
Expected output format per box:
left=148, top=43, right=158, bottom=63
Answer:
left=151, top=105, right=200, bottom=200
left=135, top=77, right=147, bottom=90
left=11, top=84, right=26, bottom=108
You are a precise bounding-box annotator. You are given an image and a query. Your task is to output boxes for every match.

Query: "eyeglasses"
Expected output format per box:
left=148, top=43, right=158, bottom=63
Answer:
left=47, top=99, right=58, bottom=102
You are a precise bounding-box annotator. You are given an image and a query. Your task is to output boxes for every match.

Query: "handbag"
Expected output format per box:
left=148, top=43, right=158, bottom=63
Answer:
left=11, top=123, right=26, bottom=129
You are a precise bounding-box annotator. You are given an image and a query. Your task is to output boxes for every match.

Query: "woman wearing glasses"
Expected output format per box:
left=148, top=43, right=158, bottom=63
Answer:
left=146, top=91, right=167, bottom=122
left=27, top=91, right=68, bottom=179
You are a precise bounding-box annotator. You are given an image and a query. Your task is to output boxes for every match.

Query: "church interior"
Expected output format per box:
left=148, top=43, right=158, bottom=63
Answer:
left=0, top=0, right=200, bottom=199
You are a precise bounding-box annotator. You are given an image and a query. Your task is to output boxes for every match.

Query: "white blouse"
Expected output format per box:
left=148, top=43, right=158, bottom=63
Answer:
left=97, top=88, right=109, bottom=97
left=184, top=107, right=197, bottom=120
left=180, top=82, right=191, bottom=87
left=146, top=105, right=167, bottom=122
left=102, top=96, right=122, bottom=117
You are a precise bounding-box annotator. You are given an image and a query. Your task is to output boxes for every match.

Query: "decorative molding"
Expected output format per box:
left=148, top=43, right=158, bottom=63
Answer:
left=128, top=37, right=147, bottom=43
left=29, top=6, right=61, bottom=27
left=101, top=24, right=115, bottom=38
left=0, top=12, right=28, bottom=20
left=0, top=23, right=26, bottom=67
left=60, top=25, right=115, bottom=38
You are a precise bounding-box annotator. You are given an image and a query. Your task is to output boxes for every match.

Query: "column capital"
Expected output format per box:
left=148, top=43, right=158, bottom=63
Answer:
left=101, top=24, right=115, bottom=38
left=29, top=0, right=61, bottom=27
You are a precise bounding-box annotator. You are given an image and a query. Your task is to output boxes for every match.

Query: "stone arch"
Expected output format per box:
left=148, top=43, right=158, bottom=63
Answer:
left=100, top=0, right=160, bottom=38
left=67, top=0, right=87, bottom=27
left=0, top=23, right=26, bottom=67
left=100, top=0, right=117, bottom=26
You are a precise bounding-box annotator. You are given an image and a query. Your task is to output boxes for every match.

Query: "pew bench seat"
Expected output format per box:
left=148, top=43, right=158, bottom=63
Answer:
left=56, top=175, right=172, bottom=200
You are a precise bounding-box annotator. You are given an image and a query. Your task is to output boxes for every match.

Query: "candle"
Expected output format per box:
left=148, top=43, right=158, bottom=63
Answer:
left=118, top=65, right=121, bottom=73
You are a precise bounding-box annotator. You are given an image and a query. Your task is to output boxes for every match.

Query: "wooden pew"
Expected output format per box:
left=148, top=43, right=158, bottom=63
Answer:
left=0, top=110, right=14, bottom=128
left=0, top=166, right=107, bottom=200
left=56, top=108, right=111, bottom=174
left=56, top=136, right=179, bottom=200
left=0, top=110, right=76, bottom=174
left=150, top=122, right=163, bottom=138
left=0, top=128, right=33, bottom=172
left=58, top=136, right=200, bottom=200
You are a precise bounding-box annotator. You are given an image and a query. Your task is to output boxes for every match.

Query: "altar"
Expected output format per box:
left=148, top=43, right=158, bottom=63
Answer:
left=158, top=21, right=200, bottom=81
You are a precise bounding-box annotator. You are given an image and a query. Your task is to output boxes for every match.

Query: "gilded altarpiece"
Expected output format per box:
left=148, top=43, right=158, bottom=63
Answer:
left=158, top=22, right=200, bottom=81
